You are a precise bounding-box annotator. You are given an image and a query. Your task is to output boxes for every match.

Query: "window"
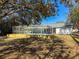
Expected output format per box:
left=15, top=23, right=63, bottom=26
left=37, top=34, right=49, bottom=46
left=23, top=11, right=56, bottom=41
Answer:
left=53, top=28, right=56, bottom=34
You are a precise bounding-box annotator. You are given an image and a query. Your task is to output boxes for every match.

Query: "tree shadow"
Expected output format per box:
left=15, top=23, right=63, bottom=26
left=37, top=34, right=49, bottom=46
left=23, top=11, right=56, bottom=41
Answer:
left=0, top=36, right=73, bottom=59
left=70, top=53, right=79, bottom=59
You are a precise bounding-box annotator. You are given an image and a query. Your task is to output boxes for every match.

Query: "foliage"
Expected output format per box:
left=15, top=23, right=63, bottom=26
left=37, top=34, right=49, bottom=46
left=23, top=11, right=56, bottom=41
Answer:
left=0, top=0, right=78, bottom=25
left=0, top=0, right=57, bottom=35
left=61, top=0, right=79, bottom=29
left=69, top=7, right=79, bottom=28
left=61, top=0, right=79, bottom=7
left=0, top=0, right=79, bottom=35
left=0, top=0, right=57, bottom=25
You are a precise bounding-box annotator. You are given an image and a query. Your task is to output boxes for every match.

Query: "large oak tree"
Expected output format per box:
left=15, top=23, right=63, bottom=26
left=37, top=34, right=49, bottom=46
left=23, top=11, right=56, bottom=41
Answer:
left=0, top=0, right=78, bottom=35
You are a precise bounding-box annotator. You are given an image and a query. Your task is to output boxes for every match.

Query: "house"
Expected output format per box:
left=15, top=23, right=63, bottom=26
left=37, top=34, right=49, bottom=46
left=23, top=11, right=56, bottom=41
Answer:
left=49, top=22, right=73, bottom=34
left=12, top=22, right=73, bottom=35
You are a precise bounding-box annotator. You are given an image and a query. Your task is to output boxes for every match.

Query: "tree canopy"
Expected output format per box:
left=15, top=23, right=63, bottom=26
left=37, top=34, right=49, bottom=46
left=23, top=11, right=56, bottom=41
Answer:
left=0, top=0, right=79, bottom=35
left=61, top=0, right=79, bottom=29
left=69, top=6, right=79, bottom=29
left=0, top=0, right=78, bottom=25
left=0, top=0, right=57, bottom=25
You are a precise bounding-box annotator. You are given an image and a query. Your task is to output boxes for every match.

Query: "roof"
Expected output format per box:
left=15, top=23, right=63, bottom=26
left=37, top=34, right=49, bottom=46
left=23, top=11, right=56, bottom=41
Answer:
left=13, top=22, right=66, bottom=28
left=48, top=22, right=65, bottom=28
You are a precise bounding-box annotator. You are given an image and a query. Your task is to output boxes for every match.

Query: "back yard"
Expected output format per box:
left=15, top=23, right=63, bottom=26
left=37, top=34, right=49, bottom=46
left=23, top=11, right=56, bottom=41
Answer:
left=0, top=34, right=79, bottom=59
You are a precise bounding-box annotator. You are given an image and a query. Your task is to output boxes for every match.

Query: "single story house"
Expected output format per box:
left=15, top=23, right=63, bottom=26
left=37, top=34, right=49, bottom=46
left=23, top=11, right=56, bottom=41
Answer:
left=12, top=22, right=73, bottom=35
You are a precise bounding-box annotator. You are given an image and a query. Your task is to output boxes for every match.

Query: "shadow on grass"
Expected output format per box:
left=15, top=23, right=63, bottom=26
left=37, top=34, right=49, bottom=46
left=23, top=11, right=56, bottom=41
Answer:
left=0, top=35, right=76, bottom=59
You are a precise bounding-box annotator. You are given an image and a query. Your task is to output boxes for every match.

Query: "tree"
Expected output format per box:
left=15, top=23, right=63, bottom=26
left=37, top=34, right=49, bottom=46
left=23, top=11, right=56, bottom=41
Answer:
left=0, top=0, right=57, bottom=35
left=69, top=6, right=79, bottom=29
left=0, top=0, right=79, bottom=35
left=0, top=0, right=78, bottom=25
left=0, top=0, right=57, bottom=25
left=61, top=0, right=79, bottom=29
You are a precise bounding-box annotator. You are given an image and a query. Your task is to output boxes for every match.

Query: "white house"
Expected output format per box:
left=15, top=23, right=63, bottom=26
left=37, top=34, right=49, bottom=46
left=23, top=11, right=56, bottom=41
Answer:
left=12, top=22, right=73, bottom=35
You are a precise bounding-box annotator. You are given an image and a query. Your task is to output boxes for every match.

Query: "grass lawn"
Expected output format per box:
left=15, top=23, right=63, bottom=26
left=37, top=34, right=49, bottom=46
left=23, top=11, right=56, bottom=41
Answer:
left=54, top=35, right=78, bottom=46
left=0, top=34, right=79, bottom=59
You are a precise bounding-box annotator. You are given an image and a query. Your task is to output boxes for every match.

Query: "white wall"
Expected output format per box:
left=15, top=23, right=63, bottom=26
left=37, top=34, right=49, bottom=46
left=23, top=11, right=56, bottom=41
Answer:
left=13, top=26, right=72, bottom=35
left=56, top=28, right=61, bottom=34
left=55, top=28, right=72, bottom=34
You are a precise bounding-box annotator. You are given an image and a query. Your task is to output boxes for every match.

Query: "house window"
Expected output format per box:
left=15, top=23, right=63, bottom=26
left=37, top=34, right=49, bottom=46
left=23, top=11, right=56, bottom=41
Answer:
left=53, top=28, right=56, bottom=34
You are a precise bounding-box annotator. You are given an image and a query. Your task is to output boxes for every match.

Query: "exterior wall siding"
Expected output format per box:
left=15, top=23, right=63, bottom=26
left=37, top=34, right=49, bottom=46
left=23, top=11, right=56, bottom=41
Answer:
left=12, top=25, right=72, bottom=35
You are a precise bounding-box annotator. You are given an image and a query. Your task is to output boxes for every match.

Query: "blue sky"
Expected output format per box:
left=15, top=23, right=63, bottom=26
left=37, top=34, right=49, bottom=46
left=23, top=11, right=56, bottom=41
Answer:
left=41, top=2, right=69, bottom=25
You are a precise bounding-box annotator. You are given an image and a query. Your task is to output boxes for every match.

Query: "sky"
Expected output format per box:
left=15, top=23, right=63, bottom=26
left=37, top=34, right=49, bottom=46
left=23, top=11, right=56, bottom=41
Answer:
left=41, top=2, right=69, bottom=25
